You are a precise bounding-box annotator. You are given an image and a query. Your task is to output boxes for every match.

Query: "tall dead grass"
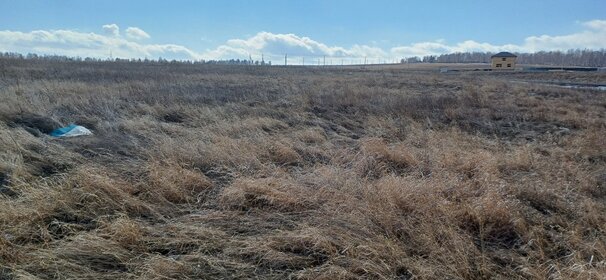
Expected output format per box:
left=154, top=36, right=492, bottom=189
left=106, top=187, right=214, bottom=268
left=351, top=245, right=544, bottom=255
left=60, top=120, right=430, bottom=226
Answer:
left=0, top=59, right=605, bottom=279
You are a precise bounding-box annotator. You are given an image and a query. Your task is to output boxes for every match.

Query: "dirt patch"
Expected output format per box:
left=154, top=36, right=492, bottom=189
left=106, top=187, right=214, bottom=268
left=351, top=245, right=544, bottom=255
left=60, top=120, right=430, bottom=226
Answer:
left=8, top=113, right=61, bottom=136
left=67, top=132, right=143, bottom=160
left=46, top=210, right=98, bottom=239
left=459, top=212, right=522, bottom=250
left=0, top=267, right=13, bottom=280
left=162, top=112, right=187, bottom=123
left=0, top=172, right=17, bottom=197
left=586, top=173, right=606, bottom=198
left=197, top=211, right=302, bottom=237
left=60, top=251, right=129, bottom=273
left=23, top=155, right=71, bottom=177
left=459, top=119, right=571, bottom=141
left=0, top=172, right=8, bottom=187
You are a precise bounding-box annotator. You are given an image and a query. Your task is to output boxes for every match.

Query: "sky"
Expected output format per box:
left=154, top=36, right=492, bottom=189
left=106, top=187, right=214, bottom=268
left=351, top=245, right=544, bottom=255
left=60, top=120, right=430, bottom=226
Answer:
left=0, top=0, right=605, bottom=64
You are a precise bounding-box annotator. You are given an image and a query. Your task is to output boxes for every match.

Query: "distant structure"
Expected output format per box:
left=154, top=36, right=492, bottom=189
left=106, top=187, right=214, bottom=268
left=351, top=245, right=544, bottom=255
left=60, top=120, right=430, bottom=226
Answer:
left=491, top=52, right=517, bottom=70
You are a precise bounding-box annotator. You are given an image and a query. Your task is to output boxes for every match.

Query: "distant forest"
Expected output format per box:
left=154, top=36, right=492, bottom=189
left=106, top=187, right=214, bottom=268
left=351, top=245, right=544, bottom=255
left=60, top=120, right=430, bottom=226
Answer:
left=405, top=49, right=606, bottom=67
left=1, top=49, right=606, bottom=67
left=0, top=52, right=269, bottom=66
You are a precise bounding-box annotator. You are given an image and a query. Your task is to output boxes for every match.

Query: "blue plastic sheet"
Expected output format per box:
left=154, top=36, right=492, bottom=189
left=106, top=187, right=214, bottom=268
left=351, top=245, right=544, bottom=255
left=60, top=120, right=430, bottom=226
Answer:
left=50, top=124, right=92, bottom=137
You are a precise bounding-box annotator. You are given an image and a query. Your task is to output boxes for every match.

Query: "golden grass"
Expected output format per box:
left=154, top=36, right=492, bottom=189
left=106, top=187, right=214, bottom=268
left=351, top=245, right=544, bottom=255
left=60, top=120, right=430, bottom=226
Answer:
left=0, top=60, right=604, bottom=279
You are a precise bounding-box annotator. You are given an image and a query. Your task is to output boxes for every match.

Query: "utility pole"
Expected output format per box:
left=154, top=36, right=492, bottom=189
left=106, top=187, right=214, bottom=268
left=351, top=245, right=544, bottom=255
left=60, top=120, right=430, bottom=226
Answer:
left=323, top=55, right=326, bottom=66
left=285, top=54, right=287, bottom=66
left=364, top=57, right=367, bottom=65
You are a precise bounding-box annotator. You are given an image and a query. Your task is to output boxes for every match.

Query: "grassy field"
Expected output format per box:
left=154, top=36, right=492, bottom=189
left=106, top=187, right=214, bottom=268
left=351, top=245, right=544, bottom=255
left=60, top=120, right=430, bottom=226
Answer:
left=0, top=59, right=605, bottom=279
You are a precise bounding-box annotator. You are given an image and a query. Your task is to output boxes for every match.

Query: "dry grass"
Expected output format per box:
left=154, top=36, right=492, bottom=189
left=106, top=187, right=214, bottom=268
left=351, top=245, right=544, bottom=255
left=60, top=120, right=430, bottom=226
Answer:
left=0, top=59, right=605, bottom=279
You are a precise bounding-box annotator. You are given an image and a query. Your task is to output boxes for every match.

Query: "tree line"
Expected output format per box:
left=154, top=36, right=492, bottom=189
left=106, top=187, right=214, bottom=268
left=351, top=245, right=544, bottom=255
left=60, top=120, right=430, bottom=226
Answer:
left=2, top=49, right=606, bottom=67
left=404, top=49, right=606, bottom=67
left=0, top=52, right=270, bottom=66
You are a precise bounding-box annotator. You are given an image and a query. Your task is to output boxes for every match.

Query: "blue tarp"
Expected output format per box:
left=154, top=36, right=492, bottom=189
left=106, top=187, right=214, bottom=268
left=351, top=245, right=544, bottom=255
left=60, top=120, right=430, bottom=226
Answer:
left=50, top=124, right=92, bottom=137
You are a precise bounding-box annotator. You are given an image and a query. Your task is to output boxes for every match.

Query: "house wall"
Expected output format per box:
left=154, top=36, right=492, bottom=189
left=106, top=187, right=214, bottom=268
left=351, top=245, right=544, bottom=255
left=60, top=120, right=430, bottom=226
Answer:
left=491, top=57, right=516, bottom=69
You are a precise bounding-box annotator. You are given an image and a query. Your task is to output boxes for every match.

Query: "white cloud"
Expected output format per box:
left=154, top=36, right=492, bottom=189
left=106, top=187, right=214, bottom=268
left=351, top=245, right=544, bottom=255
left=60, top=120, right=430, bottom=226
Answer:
left=522, top=20, right=606, bottom=52
left=389, top=40, right=525, bottom=58
left=126, top=27, right=150, bottom=40
left=583, top=19, right=606, bottom=30
left=102, top=24, right=119, bottom=37
left=0, top=24, right=202, bottom=60
left=0, top=20, right=605, bottom=62
left=388, top=20, right=606, bottom=57
left=202, top=31, right=386, bottom=62
left=203, top=19, right=606, bottom=61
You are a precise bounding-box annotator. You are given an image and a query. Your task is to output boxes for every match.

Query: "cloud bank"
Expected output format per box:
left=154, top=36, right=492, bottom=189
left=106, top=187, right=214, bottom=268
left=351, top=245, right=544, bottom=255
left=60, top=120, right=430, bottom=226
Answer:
left=0, top=24, right=200, bottom=60
left=126, top=27, right=150, bottom=40
left=203, top=20, right=606, bottom=62
left=0, top=20, right=605, bottom=62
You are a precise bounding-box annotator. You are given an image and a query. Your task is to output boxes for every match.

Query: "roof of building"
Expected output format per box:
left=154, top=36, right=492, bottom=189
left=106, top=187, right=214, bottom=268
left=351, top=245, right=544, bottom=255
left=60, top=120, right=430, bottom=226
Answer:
left=491, top=52, right=517, bottom=58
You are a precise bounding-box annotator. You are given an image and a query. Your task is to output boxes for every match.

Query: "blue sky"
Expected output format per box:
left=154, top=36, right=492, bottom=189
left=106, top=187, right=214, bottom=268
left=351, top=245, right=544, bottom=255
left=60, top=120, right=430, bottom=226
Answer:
left=1, top=0, right=605, bottom=63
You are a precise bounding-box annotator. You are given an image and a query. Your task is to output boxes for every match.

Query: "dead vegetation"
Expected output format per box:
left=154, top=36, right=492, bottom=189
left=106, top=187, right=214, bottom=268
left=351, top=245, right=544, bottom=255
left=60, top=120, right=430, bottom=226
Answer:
left=0, top=59, right=605, bottom=279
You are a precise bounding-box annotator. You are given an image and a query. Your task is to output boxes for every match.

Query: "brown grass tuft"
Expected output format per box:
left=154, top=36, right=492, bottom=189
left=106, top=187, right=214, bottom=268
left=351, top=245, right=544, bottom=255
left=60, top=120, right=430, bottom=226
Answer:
left=219, top=178, right=311, bottom=212
left=267, top=141, right=301, bottom=166
left=146, top=160, right=212, bottom=204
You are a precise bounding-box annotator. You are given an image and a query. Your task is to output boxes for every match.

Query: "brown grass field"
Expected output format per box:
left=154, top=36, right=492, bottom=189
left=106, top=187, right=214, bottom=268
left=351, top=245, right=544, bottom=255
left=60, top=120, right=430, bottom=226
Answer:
left=0, top=59, right=605, bottom=279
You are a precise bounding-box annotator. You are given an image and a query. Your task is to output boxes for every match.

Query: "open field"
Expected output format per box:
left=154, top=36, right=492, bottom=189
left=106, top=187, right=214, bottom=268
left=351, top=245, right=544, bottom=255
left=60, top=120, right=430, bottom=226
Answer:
left=0, top=60, right=605, bottom=279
